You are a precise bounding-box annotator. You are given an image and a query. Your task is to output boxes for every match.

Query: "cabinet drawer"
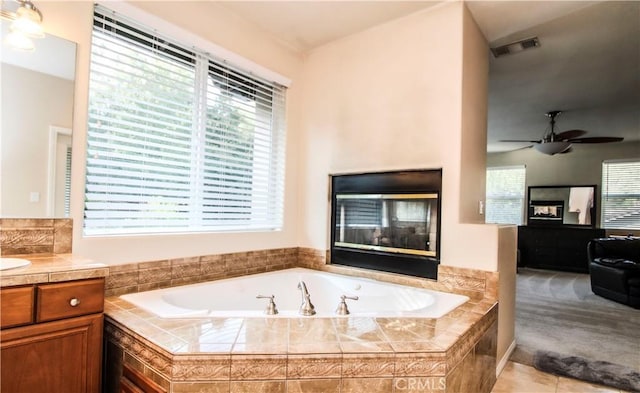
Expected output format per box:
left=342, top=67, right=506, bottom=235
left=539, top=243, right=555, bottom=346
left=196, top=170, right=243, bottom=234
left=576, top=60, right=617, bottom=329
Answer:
left=0, top=286, right=34, bottom=328
left=37, top=279, right=104, bottom=322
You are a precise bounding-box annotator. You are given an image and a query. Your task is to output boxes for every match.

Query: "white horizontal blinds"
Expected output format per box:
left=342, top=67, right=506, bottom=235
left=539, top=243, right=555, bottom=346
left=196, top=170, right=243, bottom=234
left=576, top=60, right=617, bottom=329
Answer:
left=85, top=5, right=286, bottom=235
left=602, top=160, right=640, bottom=230
left=201, top=61, right=286, bottom=229
left=86, top=7, right=196, bottom=234
left=485, top=166, right=526, bottom=225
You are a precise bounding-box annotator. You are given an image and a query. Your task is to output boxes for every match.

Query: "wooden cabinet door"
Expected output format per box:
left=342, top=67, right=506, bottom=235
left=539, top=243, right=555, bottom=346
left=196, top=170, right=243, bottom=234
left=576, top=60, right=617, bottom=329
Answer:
left=119, top=364, right=167, bottom=393
left=0, top=313, right=103, bottom=393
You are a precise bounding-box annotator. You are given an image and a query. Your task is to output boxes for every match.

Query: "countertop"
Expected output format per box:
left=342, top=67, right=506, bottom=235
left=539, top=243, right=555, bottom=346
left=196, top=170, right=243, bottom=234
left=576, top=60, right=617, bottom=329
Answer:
left=0, top=253, right=109, bottom=287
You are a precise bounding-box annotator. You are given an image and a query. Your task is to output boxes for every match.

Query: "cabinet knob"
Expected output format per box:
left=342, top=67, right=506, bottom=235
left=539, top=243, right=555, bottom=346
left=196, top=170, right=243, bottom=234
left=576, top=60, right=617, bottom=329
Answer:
left=69, top=298, right=81, bottom=307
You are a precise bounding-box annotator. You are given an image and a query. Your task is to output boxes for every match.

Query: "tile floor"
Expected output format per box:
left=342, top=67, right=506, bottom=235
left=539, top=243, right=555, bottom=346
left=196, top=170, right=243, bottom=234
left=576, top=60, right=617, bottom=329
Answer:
left=492, top=362, right=629, bottom=393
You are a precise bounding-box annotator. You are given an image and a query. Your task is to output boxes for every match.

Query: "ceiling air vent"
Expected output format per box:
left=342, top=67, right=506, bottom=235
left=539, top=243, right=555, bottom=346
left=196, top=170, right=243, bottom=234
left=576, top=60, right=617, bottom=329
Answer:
left=490, top=37, right=540, bottom=58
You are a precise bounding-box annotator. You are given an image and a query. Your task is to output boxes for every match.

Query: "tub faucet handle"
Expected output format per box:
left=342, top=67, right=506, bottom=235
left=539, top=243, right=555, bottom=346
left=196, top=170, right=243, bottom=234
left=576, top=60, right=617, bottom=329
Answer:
left=256, top=295, right=278, bottom=315
left=335, top=295, right=359, bottom=316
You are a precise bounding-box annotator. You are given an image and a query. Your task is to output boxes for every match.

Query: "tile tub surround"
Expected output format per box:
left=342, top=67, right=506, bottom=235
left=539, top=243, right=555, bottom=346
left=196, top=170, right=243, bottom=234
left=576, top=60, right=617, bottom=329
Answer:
left=103, top=280, right=498, bottom=392
left=106, top=247, right=498, bottom=303
left=0, top=218, right=73, bottom=255
left=104, top=302, right=497, bottom=393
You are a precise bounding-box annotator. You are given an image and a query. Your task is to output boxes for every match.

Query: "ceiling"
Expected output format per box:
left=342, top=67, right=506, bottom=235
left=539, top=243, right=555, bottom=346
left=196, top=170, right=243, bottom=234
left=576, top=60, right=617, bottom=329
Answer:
left=220, top=0, right=640, bottom=153
left=219, top=1, right=441, bottom=52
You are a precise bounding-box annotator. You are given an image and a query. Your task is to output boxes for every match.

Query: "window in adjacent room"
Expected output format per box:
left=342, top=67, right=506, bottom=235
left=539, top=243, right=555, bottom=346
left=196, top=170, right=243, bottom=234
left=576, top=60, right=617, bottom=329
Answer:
left=601, top=160, right=640, bottom=230
left=485, top=165, right=526, bottom=225
left=84, top=5, right=287, bottom=236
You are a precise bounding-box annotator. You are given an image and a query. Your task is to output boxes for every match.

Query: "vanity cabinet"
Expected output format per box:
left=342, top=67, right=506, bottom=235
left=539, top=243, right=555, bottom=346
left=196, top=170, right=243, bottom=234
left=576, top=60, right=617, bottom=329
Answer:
left=0, top=278, right=104, bottom=393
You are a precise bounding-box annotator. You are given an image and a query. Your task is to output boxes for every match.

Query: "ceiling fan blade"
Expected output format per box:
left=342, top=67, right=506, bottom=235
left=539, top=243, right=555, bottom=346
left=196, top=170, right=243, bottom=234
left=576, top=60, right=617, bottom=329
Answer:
left=569, top=137, right=624, bottom=143
left=499, top=139, right=541, bottom=143
left=555, top=129, right=587, bottom=140
left=512, top=145, right=534, bottom=151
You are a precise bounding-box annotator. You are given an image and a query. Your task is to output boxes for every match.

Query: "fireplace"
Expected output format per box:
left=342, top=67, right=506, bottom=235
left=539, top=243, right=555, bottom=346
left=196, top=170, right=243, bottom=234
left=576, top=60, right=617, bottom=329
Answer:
left=330, top=170, right=442, bottom=279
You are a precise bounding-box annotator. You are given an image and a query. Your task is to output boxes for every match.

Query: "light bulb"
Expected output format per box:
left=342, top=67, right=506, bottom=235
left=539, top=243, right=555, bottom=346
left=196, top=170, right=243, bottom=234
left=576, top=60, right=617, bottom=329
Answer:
left=4, top=30, right=35, bottom=51
left=11, top=3, right=44, bottom=38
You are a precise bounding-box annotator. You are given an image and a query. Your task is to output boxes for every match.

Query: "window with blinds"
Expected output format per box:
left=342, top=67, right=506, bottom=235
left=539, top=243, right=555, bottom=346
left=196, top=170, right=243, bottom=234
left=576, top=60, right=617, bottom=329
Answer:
left=601, top=160, right=640, bottom=230
left=85, top=5, right=286, bottom=236
left=485, top=166, right=526, bottom=225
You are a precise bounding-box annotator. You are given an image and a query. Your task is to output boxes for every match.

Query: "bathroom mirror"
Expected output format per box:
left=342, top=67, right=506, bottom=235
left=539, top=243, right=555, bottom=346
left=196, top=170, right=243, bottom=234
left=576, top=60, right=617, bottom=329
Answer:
left=527, top=185, right=597, bottom=228
left=1, top=25, right=76, bottom=218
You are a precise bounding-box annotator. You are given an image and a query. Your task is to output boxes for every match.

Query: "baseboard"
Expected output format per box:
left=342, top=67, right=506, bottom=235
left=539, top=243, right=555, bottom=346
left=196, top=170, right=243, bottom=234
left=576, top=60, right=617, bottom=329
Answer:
left=496, top=340, right=517, bottom=377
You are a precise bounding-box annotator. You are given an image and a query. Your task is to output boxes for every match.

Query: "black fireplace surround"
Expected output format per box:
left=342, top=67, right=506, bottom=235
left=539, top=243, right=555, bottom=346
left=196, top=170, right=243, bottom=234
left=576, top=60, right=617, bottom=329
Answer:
left=330, top=169, right=442, bottom=280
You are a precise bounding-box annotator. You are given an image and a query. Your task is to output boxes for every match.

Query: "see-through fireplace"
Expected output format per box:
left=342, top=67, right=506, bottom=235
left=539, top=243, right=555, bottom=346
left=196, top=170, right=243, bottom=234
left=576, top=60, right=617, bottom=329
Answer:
left=330, top=170, right=442, bottom=279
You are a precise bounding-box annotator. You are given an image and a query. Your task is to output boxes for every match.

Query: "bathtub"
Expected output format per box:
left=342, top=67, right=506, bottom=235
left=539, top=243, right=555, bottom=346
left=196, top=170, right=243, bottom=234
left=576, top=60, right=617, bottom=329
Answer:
left=121, top=267, right=469, bottom=318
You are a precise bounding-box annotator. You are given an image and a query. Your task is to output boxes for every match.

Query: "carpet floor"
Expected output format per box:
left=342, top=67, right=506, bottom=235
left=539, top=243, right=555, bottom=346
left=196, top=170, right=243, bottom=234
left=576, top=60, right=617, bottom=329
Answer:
left=510, top=268, right=640, bottom=372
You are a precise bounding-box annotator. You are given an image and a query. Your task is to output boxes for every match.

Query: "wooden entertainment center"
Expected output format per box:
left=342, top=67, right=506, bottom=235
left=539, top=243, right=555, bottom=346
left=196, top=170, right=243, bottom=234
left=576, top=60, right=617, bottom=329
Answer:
left=517, top=185, right=605, bottom=273
left=518, top=226, right=605, bottom=273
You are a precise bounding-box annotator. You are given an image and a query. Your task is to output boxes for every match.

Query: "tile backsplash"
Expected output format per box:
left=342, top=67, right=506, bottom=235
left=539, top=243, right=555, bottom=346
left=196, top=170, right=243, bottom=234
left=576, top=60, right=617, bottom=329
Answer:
left=105, top=246, right=497, bottom=302
left=0, top=218, right=72, bottom=256
left=105, top=248, right=298, bottom=297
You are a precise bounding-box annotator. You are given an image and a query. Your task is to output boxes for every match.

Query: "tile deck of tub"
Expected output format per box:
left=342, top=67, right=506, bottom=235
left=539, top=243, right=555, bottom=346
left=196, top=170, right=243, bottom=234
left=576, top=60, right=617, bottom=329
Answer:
left=105, top=296, right=496, bottom=356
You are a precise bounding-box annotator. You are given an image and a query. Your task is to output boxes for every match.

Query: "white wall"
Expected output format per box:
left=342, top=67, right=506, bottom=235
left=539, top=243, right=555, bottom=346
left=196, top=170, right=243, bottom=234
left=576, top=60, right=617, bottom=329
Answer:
left=487, top=141, right=640, bottom=227
left=296, top=2, right=507, bottom=271
left=1, top=65, right=74, bottom=217
left=35, top=1, right=304, bottom=264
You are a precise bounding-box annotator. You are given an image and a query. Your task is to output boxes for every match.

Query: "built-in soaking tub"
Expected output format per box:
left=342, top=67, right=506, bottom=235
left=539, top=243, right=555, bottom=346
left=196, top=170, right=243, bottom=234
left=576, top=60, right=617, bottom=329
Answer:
left=120, top=267, right=469, bottom=319
left=105, top=263, right=499, bottom=393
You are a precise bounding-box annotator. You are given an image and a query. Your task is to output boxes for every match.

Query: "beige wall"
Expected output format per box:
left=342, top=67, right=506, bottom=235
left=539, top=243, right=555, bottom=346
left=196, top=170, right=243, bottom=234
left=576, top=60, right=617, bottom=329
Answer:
left=487, top=141, right=640, bottom=227
left=35, top=1, right=304, bottom=264
left=459, top=3, right=489, bottom=225
left=296, top=3, right=508, bottom=271
left=1, top=65, right=74, bottom=217
left=496, top=224, right=517, bottom=371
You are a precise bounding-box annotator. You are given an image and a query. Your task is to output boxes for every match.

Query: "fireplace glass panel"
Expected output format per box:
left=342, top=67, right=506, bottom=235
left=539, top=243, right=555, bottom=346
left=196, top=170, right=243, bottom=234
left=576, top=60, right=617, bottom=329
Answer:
left=335, top=194, right=438, bottom=257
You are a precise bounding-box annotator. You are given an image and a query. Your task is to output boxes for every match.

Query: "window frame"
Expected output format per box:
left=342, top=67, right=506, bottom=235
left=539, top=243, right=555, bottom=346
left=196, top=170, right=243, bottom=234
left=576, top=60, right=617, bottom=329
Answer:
left=485, top=165, right=527, bottom=225
left=601, top=159, right=640, bottom=230
left=83, top=5, right=287, bottom=237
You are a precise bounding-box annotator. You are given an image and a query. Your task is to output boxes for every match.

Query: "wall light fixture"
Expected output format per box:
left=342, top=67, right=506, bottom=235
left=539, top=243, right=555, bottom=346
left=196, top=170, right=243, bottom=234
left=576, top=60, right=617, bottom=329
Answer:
left=1, top=0, right=44, bottom=51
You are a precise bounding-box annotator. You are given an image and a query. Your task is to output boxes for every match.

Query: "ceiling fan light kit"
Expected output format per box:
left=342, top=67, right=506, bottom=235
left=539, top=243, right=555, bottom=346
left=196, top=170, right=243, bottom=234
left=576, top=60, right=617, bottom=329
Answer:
left=500, top=110, right=624, bottom=155
left=534, top=141, right=572, bottom=155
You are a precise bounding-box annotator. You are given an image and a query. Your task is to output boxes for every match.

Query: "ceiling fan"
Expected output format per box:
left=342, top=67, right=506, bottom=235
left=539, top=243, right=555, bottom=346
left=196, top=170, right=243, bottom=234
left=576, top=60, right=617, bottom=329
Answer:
left=501, top=110, right=624, bottom=155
